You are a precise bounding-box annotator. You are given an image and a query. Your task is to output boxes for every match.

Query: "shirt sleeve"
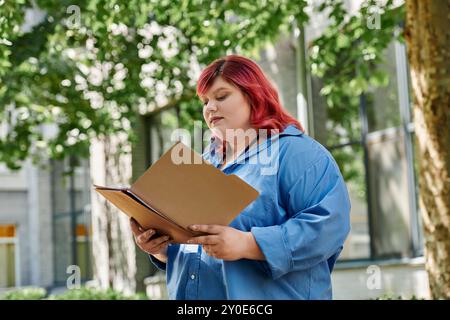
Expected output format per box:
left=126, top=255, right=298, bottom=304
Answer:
left=251, top=150, right=351, bottom=280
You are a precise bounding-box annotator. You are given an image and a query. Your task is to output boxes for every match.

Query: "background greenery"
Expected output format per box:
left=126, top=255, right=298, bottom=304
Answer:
left=0, top=286, right=147, bottom=300
left=1, top=0, right=403, bottom=181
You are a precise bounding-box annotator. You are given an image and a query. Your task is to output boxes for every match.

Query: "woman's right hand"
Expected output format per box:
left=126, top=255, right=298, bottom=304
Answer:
left=130, top=218, right=171, bottom=263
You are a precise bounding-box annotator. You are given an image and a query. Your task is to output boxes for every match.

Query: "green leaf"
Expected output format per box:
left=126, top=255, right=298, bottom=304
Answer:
left=369, top=70, right=389, bottom=87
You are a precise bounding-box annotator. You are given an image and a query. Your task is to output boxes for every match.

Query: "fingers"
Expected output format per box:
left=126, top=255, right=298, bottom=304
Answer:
left=186, top=225, right=227, bottom=259
left=153, top=238, right=171, bottom=252
left=130, top=218, right=156, bottom=240
left=202, top=244, right=218, bottom=258
left=136, top=233, right=171, bottom=254
left=144, top=235, right=171, bottom=254
left=188, top=224, right=223, bottom=234
left=130, top=218, right=172, bottom=255
left=136, top=228, right=155, bottom=244
left=150, top=235, right=171, bottom=248
left=186, top=235, right=219, bottom=245
left=136, top=231, right=166, bottom=247
left=130, top=218, right=142, bottom=236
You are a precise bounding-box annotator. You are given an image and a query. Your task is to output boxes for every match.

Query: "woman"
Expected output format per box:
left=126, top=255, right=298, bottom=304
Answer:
left=130, top=55, right=351, bottom=299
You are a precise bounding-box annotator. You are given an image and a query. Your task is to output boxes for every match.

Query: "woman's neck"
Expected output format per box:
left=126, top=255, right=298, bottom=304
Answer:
left=222, top=129, right=259, bottom=166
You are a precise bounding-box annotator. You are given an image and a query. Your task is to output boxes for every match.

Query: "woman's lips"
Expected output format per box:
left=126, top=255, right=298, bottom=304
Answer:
left=211, top=117, right=224, bottom=125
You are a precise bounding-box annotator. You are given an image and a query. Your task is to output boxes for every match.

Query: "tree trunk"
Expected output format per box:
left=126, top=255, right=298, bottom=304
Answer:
left=89, top=133, right=137, bottom=295
left=404, top=0, right=450, bottom=299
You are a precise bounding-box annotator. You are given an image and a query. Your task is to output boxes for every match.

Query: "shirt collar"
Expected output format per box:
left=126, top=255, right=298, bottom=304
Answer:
left=279, top=124, right=304, bottom=137
left=204, top=124, right=304, bottom=169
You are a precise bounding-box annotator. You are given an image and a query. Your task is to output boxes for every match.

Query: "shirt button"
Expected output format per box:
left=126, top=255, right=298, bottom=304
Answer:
left=190, top=274, right=195, bottom=280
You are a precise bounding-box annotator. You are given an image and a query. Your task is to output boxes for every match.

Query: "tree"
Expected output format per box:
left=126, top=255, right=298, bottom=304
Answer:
left=404, top=0, right=450, bottom=299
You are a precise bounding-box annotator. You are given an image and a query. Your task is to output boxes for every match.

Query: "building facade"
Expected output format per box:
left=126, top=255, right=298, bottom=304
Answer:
left=0, top=159, right=92, bottom=291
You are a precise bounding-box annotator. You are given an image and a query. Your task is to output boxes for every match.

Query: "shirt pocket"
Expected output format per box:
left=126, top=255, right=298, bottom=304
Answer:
left=229, top=164, right=288, bottom=228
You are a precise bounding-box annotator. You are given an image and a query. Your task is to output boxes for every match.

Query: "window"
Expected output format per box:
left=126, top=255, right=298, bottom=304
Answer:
left=366, top=129, right=413, bottom=258
left=75, top=222, right=93, bottom=281
left=53, top=211, right=93, bottom=284
left=52, top=157, right=93, bottom=284
left=53, top=211, right=74, bottom=283
left=0, top=224, right=18, bottom=288
left=310, top=73, right=370, bottom=260
left=366, top=42, right=402, bottom=133
left=331, top=145, right=370, bottom=259
left=308, top=40, right=421, bottom=261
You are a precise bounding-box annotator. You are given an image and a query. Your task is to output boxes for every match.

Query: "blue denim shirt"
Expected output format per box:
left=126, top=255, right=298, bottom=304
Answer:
left=150, top=124, right=351, bottom=299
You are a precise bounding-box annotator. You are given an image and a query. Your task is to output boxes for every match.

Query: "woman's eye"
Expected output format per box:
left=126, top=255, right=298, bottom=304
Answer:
left=202, top=94, right=227, bottom=106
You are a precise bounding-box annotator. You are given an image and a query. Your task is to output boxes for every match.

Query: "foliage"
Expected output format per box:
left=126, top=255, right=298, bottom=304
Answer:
left=0, top=0, right=308, bottom=169
left=46, top=286, right=147, bottom=300
left=0, top=287, right=47, bottom=300
left=374, top=293, right=426, bottom=300
left=0, top=286, right=147, bottom=300
left=1, top=0, right=405, bottom=183
left=309, top=0, right=404, bottom=146
left=308, top=0, right=404, bottom=196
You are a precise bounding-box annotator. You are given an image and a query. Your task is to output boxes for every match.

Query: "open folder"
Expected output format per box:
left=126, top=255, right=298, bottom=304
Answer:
left=94, top=141, right=260, bottom=243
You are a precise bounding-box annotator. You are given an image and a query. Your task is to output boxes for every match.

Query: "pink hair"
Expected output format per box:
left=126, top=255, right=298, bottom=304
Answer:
left=197, top=55, right=303, bottom=134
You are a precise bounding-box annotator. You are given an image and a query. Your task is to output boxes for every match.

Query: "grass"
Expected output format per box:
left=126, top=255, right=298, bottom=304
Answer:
left=1, top=286, right=148, bottom=300
left=373, top=293, right=426, bottom=300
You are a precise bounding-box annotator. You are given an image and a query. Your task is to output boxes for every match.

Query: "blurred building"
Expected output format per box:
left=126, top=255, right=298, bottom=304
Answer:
left=0, top=159, right=92, bottom=291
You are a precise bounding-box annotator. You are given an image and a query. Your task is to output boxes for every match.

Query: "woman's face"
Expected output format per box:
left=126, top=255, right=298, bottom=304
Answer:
left=201, top=77, right=252, bottom=139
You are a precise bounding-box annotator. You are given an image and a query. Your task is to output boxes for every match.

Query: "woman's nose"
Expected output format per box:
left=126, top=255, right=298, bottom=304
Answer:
left=205, top=100, right=218, bottom=112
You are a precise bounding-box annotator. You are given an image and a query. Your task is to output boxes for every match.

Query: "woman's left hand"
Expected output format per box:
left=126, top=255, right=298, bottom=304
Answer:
left=186, top=224, right=264, bottom=261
